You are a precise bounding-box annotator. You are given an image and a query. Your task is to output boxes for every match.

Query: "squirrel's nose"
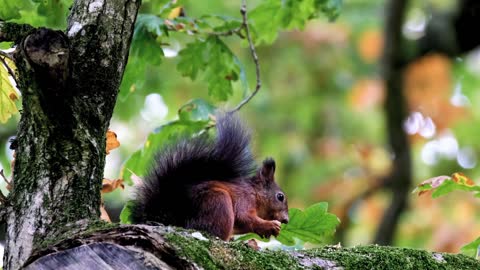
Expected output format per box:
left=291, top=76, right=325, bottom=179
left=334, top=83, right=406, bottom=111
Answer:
left=280, top=217, right=289, bottom=224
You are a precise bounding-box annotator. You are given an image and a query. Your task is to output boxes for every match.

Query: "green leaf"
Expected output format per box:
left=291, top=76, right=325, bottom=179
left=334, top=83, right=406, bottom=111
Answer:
left=430, top=180, right=458, bottom=198
left=236, top=202, right=340, bottom=246
left=35, top=0, right=71, bottom=28
left=178, top=99, right=216, bottom=122
left=282, top=0, right=317, bottom=29
left=177, top=40, right=207, bottom=80
left=317, top=0, right=343, bottom=21
left=118, top=55, right=147, bottom=101
left=249, top=0, right=283, bottom=45
left=249, top=0, right=342, bottom=45
left=177, top=37, right=242, bottom=101
left=461, top=237, right=480, bottom=258
left=431, top=180, right=480, bottom=198
left=199, top=14, right=242, bottom=33
left=276, top=202, right=340, bottom=245
left=1, top=0, right=70, bottom=28
left=140, top=0, right=174, bottom=16
left=132, top=14, right=166, bottom=64
left=0, top=0, right=32, bottom=21
left=119, top=14, right=167, bottom=100
left=120, top=200, right=135, bottom=224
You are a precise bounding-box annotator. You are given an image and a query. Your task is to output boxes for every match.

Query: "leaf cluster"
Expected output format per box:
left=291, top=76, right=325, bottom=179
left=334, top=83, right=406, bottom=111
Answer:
left=120, top=0, right=342, bottom=101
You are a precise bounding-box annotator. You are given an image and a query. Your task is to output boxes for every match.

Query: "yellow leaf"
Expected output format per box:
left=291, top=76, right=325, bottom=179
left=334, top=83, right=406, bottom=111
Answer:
left=0, top=58, right=19, bottom=123
left=167, top=6, right=184, bottom=19
left=451, top=172, right=475, bottom=187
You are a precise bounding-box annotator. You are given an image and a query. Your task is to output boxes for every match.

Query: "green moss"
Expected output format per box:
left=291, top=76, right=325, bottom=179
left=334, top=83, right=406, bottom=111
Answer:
left=84, top=220, right=118, bottom=233
left=31, top=225, right=480, bottom=269
left=305, top=245, right=480, bottom=270
left=163, top=228, right=480, bottom=270
left=37, top=220, right=117, bottom=250
left=164, top=231, right=301, bottom=270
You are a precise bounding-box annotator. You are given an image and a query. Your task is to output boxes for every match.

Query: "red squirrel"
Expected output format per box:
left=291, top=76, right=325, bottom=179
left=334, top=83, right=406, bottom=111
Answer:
left=130, top=113, right=289, bottom=240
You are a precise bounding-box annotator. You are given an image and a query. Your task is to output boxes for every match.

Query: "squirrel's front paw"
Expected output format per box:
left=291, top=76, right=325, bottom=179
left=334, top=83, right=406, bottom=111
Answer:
left=255, top=220, right=281, bottom=238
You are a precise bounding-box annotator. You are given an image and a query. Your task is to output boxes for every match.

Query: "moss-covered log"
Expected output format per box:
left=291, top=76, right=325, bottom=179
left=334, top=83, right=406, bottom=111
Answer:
left=1, top=0, right=141, bottom=269
left=24, top=225, right=480, bottom=270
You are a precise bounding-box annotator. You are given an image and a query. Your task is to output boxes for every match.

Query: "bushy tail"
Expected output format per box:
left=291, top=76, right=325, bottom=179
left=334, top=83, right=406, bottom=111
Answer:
left=131, top=113, right=257, bottom=224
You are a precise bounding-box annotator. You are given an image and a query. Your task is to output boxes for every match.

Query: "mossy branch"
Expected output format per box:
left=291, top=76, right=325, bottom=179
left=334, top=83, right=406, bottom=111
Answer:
left=24, top=225, right=480, bottom=270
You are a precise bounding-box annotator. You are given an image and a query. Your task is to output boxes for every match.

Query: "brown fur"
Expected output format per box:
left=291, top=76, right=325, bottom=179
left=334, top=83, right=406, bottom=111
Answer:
left=184, top=159, right=288, bottom=240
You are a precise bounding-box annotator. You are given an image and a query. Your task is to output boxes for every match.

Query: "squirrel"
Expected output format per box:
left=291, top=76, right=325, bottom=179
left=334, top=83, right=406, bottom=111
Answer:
left=130, top=113, right=289, bottom=240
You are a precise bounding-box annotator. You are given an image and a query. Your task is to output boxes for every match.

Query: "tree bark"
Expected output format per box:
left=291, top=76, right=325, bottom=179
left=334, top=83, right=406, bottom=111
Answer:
left=1, top=0, right=141, bottom=269
left=23, top=225, right=480, bottom=270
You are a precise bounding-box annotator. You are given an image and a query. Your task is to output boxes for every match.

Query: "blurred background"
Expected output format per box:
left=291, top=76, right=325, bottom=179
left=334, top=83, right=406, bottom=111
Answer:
left=1, top=0, right=480, bottom=255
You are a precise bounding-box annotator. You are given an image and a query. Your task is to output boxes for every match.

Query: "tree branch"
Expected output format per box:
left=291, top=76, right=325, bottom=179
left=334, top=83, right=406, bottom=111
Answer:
left=208, top=27, right=244, bottom=37
left=373, top=0, right=411, bottom=245
left=229, top=0, right=261, bottom=113
left=24, top=225, right=480, bottom=269
left=0, top=22, right=35, bottom=43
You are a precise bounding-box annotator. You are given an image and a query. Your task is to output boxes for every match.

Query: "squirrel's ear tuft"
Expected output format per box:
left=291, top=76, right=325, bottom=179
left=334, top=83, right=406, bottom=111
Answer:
left=260, top=158, right=276, bottom=181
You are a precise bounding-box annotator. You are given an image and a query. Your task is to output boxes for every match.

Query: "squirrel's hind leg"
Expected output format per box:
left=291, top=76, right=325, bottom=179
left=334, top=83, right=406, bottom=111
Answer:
left=186, top=187, right=234, bottom=240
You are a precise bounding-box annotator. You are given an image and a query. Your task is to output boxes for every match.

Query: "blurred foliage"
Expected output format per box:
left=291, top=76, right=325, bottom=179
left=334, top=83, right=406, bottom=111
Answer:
left=0, top=0, right=71, bottom=28
left=414, top=172, right=480, bottom=256
left=1, top=0, right=480, bottom=255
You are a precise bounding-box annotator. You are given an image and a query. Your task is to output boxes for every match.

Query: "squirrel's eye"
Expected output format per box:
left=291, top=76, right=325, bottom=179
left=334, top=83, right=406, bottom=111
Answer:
left=276, top=192, right=284, bottom=202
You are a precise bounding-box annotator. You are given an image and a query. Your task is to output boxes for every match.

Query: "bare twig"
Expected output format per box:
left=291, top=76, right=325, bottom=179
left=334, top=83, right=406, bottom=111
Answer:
left=229, top=0, right=261, bottom=113
left=208, top=26, right=244, bottom=38
left=0, top=50, right=13, bottom=60
left=0, top=56, right=17, bottom=85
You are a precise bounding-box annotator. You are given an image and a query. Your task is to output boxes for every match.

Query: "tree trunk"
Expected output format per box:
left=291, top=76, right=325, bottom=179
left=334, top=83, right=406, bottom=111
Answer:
left=23, top=225, right=480, bottom=270
left=374, top=0, right=411, bottom=245
left=0, top=0, right=141, bottom=268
